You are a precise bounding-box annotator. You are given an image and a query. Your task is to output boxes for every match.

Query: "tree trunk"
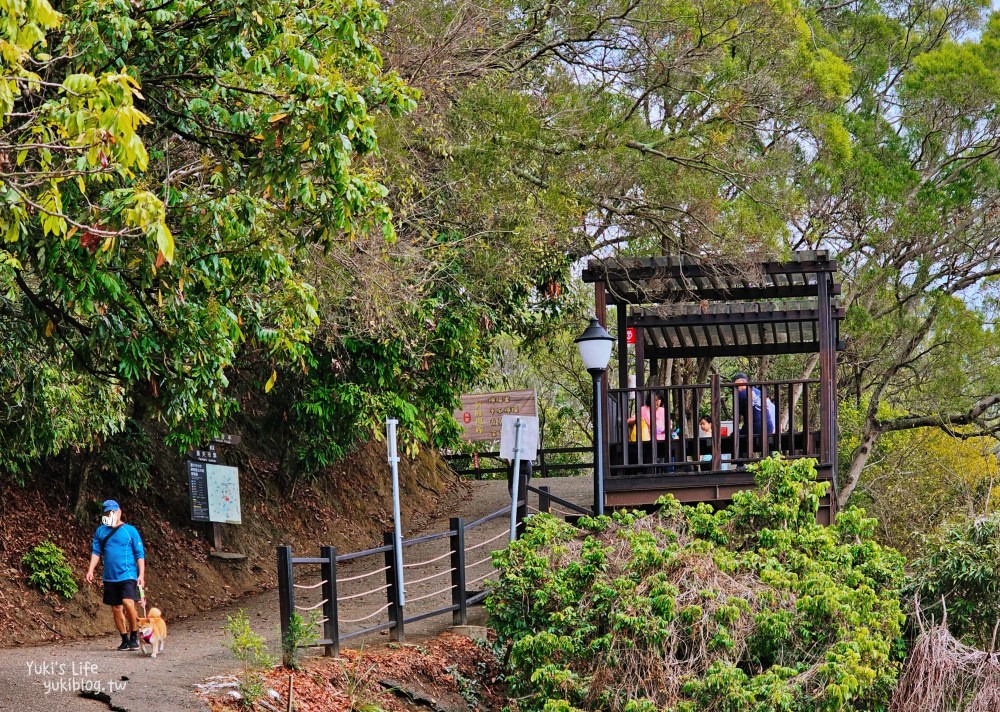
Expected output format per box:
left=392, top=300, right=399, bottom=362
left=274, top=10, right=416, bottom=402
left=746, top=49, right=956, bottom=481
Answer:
left=71, top=451, right=98, bottom=521
left=755, top=355, right=771, bottom=381
left=838, top=423, right=880, bottom=504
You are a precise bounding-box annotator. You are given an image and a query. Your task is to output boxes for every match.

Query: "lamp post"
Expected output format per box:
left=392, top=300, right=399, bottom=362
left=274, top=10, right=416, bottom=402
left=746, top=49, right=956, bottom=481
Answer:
left=575, top=317, right=614, bottom=516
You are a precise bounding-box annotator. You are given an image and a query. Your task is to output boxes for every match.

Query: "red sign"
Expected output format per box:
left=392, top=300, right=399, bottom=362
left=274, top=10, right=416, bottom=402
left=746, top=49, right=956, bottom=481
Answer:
left=626, top=327, right=636, bottom=345
left=463, top=412, right=472, bottom=424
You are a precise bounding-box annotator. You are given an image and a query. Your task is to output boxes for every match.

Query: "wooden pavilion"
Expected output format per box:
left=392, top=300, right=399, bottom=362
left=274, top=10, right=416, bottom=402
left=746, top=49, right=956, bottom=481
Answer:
left=581, top=251, right=844, bottom=523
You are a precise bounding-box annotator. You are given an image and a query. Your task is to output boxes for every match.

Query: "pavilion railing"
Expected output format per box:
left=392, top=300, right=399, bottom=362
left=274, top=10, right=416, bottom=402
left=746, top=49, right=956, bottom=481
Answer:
left=607, top=375, right=822, bottom=477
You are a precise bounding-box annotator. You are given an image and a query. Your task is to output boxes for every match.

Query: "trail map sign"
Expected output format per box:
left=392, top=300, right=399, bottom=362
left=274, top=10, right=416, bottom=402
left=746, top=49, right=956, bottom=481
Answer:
left=188, top=462, right=242, bottom=524
left=454, top=389, right=537, bottom=442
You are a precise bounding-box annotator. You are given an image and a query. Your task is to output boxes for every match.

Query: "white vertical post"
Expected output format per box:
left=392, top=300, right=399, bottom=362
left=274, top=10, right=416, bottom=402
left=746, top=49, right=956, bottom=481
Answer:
left=509, top=417, right=524, bottom=543
left=386, top=418, right=405, bottom=606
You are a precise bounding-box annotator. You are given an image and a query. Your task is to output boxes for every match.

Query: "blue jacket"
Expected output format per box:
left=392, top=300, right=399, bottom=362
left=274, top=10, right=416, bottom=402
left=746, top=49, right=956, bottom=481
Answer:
left=91, top=524, right=145, bottom=582
left=737, top=386, right=774, bottom=436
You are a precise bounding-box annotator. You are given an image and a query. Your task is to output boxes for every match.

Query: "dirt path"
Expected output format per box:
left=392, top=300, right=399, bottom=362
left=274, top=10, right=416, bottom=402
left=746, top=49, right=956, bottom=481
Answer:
left=0, top=476, right=592, bottom=712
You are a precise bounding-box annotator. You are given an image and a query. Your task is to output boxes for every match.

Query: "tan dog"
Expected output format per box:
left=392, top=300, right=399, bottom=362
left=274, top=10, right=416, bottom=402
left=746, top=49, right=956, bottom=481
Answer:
left=137, top=608, right=167, bottom=658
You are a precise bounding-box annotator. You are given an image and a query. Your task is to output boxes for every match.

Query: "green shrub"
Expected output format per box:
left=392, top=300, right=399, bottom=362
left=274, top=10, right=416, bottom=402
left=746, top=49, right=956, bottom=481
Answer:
left=23, top=541, right=78, bottom=599
left=282, top=611, right=319, bottom=670
left=904, top=513, right=1000, bottom=648
left=225, top=609, right=276, bottom=706
left=487, top=456, right=907, bottom=712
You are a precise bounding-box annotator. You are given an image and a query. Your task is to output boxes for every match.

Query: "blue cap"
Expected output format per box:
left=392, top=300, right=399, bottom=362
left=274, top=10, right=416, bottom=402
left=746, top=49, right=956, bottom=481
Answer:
left=102, top=499, right=120, bottom=512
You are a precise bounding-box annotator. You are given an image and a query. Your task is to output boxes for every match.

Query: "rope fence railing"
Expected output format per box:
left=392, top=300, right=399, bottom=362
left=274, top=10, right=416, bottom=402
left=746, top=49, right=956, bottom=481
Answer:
left=295, top=598, right=328, bottom=612
left=338, top=565, right=390, bottom=584
left=464, top=528, right=508, bottom=552
left=339, top=602, right=391, bottom=625
left=466, top=570, right=496, bottom=588
left=407, top=567, right=456, bottom=586
left=337, top=583, right=391, bottom=602
left=406, top=584, right=455, bottom=606
left=277, top=479, right=590, bottom=664
left=402, top=548, right=454, bottom=569
left=466, top=554, right=494, bottom=570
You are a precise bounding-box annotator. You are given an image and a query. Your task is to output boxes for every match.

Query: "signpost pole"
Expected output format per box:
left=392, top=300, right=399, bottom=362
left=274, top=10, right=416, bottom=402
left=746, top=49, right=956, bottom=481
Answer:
left=386, top=418, right=405, bottom=607
left=509, top=417, right=524, bottom=543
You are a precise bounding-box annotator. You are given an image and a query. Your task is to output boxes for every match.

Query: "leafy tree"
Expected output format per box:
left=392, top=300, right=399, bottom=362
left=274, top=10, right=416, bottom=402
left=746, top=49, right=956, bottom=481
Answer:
left=1, top=0, right=414, bottom=480
left=251, top=276, right=491, bottom=481
left=788, top=3, right=1000, bottom=501
left=849, top=427, right=1000, bottom=557
left=378, top=0, right=857, bottom=272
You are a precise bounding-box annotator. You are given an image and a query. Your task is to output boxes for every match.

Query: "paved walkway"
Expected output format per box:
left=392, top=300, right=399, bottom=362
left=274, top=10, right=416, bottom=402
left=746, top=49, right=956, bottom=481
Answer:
left=0, top=476, right=592, bottom=712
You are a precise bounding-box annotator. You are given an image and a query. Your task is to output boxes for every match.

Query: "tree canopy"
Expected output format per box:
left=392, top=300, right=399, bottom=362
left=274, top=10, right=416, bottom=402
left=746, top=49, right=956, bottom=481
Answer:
left=5, top=0, right=1000, bottom=534
left=1, top=0, right=413, bottom=472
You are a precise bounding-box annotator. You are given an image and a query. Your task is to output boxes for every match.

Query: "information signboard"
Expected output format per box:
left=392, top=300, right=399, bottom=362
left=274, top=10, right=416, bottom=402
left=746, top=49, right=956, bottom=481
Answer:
left=188, top=462, right=242, bottom=524
left=454, top=390, right=536, bottom=442
left=188, top=461, right=210, bottom=522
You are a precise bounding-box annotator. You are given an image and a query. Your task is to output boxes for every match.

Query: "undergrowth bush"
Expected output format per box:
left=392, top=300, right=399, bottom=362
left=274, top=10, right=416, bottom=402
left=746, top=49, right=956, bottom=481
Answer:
left=23, top=541, right=78, bottom=599
left=487, top=456, right=907, bottom=711
left=225, top=609, right=275, bottom=707
left=904, top=513, right=1000, bottom=649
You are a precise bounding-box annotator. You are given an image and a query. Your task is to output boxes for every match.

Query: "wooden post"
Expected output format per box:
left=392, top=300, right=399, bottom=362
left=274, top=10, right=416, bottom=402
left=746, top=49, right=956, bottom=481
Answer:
left=635, top=330, right=645, bottom=467
left=804, top=384, right=814, bottom=455
left=711, top=375, right=722, bottom=470
left=617, top=304, right=628, bottom=390
left=621, top=380, right=631, bottom=469
left=817, top=274, right=834, bottom=467
left=731, top=385, right=742, bottom=467
left=515, top=472, right=528, bottom=537
left=212, top=522, right=222, bottom=551
left=831, top=341, right=840, bottom=516
left=320, top=545, right=339, bottom=657
left=760, top=384, right=769, bottom=459
left=539, top=486, right=551, bottom=514
left=539, top=448, right=547, bottom=479
left=384, top=532, right=404, bottom=642
left=635, top=327, right=645, bottom=389
left=449, top=518, right=467, bottom=625
left=276, top=546, right=294, bottom=667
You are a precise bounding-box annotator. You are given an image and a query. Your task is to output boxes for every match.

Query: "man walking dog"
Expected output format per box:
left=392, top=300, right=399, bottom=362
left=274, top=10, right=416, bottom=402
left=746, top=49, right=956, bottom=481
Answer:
left=85, top=500, right=146, bottom=651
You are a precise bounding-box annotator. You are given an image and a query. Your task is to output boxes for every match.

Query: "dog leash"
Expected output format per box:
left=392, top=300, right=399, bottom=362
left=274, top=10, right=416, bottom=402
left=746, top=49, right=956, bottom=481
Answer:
left=138, top=584, right=147, bottom=617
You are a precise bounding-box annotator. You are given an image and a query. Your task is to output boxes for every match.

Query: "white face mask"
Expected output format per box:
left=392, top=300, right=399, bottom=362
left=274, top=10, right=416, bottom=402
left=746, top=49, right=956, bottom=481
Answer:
left=101, top=510, right=120, bottom=527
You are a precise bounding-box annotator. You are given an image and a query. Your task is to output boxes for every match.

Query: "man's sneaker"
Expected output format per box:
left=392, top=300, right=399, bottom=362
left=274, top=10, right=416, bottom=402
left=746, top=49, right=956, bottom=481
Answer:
left=128, top=633, right=140, bottom=650
left=116, top=638, right=131, bottom=651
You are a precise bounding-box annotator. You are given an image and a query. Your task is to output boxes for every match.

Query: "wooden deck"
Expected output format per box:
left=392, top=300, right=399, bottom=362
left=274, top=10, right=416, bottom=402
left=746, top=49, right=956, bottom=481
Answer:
left=603, top=464, right=836, bottom=524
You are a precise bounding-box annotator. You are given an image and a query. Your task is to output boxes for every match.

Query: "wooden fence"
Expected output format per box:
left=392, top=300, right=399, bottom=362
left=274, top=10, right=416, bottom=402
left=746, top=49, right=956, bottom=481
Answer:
left=443, top=446, right=593, bottom=480
left=276, top=482, right=592, bottom=664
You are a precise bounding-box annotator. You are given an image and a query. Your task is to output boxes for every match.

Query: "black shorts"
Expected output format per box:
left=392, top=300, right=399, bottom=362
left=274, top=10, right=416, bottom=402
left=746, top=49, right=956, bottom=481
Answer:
left=102, top=579, right=139, bottom=606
